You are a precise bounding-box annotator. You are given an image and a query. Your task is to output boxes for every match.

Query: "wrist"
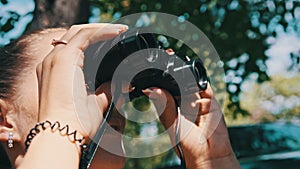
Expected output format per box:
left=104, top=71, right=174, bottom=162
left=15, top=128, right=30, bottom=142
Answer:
left=25, top=120, right=87, bottom=152
left=40, top=112, right=89, bottom=137
left=20, top=128, right=82, bottom=169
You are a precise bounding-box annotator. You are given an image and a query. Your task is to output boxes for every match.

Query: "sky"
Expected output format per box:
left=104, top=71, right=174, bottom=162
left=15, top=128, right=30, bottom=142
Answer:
left=265, top=31, right=300, bottom=76
left=0, top=0, right=34, bottom=45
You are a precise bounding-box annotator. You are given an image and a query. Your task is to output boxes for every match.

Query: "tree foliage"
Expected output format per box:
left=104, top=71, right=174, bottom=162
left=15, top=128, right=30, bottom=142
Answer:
left=237, top=74, right=300, bottom=125
left=90, top=0, right=300, bottom=117
left=28, top=0, right=90, bottom=32
left=0, top=0, right=90, bottom=36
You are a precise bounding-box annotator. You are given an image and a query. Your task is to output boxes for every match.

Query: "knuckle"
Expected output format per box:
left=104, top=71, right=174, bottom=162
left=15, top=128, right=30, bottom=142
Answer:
left=76, top=28, right=92, bottom=37
left=50, top=50, right=70, bottom=66
left=51, top=53, right=61, bottom=65
left=69, top=24, right=82, bottom=32
left=42, top=51, right=65, bottom=69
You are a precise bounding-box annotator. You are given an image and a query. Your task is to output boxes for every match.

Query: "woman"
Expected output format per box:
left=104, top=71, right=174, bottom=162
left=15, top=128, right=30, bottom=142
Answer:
left=0, top=23, right=241, bottom=169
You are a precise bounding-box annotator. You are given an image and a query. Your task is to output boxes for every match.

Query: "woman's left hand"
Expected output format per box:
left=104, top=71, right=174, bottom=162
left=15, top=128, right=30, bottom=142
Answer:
left=36, top=24, right=128, bottom=138
left=20, top=24, right=128, bottom=169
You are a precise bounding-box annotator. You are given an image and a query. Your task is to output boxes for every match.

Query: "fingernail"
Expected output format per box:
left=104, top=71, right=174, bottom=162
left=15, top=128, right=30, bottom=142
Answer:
left=117, top=24, right=128, bottom=33
left=122, top=25, right=128, bottom=31
left=142, top=88, right=154, bottom=93
left=121, top=81, right=133, bottom=93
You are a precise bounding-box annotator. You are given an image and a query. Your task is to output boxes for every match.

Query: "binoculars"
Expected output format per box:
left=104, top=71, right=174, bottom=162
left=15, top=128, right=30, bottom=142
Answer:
left=85, top=29, right=208, bottom=100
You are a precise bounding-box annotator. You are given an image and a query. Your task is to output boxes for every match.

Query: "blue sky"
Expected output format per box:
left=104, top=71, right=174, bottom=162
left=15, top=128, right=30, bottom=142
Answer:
left=0, top=0, right=34, bottom=44
left=266, top=31, right=300, bottom=76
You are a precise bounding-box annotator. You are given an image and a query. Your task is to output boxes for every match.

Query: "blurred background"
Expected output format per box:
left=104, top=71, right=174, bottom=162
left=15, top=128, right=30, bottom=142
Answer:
left=1, top=0, right=300, bottom=168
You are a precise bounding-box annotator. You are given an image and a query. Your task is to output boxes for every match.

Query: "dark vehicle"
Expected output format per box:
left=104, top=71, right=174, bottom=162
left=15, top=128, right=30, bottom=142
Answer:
left=155, top=122, right=300, bottom=169
left=229, top=122, right=300, bottom=169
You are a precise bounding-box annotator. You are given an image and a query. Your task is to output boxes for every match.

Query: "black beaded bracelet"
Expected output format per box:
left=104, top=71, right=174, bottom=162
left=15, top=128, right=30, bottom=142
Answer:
left=25, top=120, right=87, bottom=151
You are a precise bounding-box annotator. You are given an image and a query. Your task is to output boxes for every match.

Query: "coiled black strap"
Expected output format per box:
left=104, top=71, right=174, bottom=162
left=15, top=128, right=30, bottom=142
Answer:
left=25, top=120, right=86, bottom=151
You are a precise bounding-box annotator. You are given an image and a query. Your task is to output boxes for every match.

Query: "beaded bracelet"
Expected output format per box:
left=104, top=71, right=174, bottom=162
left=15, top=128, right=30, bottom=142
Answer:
left=25, top=120, right=87, bottom=151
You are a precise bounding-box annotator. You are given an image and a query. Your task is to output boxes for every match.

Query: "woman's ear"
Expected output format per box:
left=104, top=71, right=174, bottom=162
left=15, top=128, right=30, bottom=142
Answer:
left=0, top=99, right=11, bottom=141
left=0, top=99, right=18, bottom=142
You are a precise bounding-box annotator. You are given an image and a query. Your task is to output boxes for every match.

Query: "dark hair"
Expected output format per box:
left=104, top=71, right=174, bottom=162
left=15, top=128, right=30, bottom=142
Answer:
left=0, top=28, right=67, bottom=100
left=0, top=37, right=31, bottom=100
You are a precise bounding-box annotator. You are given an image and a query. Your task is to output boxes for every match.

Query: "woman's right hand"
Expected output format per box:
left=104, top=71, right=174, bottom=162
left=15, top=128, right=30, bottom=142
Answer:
left=142, top=84, right=241, bottom=169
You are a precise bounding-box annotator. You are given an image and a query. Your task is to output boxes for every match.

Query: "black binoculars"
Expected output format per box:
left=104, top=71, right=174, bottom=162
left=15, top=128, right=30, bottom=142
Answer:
left=85, top=29, right=208, bottom=100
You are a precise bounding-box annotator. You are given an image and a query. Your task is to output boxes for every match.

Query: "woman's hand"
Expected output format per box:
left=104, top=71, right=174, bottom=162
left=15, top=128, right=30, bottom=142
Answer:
left=36, top=24, right=128, bottom=138
left=19, top=24, right=128, bottom=169
left=142, top=84, right=241, bottom=169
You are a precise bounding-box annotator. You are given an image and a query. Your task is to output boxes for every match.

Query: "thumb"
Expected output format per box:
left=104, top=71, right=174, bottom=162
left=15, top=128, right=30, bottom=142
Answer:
left=77, top=95, right=105, bottom=138
left=85, top=82, right=125, bottom=137
left=142, top=88, right=164, bottom=100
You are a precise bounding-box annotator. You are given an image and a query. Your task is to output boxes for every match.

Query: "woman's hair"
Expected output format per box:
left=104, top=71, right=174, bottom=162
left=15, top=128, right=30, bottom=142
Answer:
left=0, top=37, right=31, bottom=100
left=0, top=28, right=66, bottom=101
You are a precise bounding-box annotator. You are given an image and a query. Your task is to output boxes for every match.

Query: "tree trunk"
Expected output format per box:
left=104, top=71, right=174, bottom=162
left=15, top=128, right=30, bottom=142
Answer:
left=27, top=0, right=90, bottom=32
